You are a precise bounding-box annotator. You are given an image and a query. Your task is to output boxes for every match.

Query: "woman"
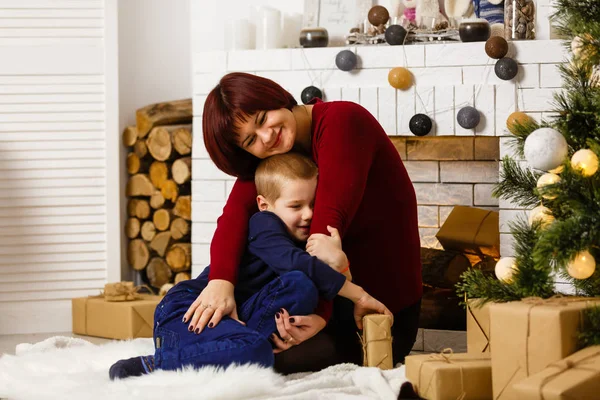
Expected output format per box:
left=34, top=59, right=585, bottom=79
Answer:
left=189, top=72, right=422, bottom=372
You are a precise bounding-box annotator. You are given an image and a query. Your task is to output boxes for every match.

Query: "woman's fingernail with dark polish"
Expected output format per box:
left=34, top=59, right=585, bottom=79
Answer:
left=209, top=322, right=214, bottom=328
left=289, top=318, right=295, bottom=323
left=182, top=317, right=187, bottom=323
left=195, top=328, right=200, bottom=334
left=188, top=325, right=193, bottom=332
left=276, top=313, right=280, bottom=319
left=280, top=308, right=284, bottom=313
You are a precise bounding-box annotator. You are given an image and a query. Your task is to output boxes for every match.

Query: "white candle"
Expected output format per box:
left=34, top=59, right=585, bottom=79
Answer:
left=256, top=7, right=282, bottom=49
left=225, top=19, right=253, bottom=50
left=282, top=12, right=303, bottom=48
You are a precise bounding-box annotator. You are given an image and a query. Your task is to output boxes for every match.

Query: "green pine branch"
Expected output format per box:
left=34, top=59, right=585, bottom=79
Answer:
left=493, top=157, right=541, bottom=208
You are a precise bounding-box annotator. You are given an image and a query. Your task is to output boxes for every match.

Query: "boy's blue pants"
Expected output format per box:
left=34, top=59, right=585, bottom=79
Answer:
left=152, top=271, right=319, bottom=371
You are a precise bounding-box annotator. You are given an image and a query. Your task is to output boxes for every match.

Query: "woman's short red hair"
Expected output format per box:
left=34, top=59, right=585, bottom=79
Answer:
left=202, top=72, right=297, bottom=180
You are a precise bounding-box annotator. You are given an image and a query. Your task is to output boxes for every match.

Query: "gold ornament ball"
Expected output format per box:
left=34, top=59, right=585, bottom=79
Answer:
left=528, top=205, right=554, bottom=228
left=567, top=250, right=596, bottom=280
left=536, top=173, right=561, bottom=200
left=571, top=149, right=599, bottom=177
left=506, top=111, right=532, bottom=134
left=549, top=164, right=565, bottom=174
left=388, top=67, right=413, bottom=90
left=495, top=257, right=517, bottom=283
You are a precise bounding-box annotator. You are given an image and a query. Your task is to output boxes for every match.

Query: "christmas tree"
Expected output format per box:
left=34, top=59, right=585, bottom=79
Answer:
left=457, top=0, right=600, bottom=347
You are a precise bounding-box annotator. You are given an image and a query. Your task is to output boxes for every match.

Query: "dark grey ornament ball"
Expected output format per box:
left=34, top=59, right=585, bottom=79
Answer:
left=409, top=114, right=432, bottom=136
left=335, top=50, right=357, bottom=71
left=494, top=57, right=519, bottom=80
left=457, top=106, right=481, bottom=129
left=385, top=25, right=407, bottom=45
left=300, top=86, right=323, bottom=105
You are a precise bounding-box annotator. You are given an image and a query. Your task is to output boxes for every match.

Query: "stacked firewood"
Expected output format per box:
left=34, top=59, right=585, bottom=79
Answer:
left=122, top=99, right=193, bottom=288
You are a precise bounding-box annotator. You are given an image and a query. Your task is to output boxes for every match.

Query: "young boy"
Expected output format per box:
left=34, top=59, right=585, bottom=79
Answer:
left=109, top=153, right=391, bottom=379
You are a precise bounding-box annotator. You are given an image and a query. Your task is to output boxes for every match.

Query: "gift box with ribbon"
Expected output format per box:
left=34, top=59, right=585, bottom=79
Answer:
left=405, top=350, right=492, bottom=400
left=490, top=297, right=600, bottom=400
left=512, top=345, right=600, bottom=399
left=466, top=298, right=491, bottom=354
left=435, top=206, right=500, bottom=258
left=72, top=282, right=162, bottom=340
left=361, top=314, right=394, bottom=369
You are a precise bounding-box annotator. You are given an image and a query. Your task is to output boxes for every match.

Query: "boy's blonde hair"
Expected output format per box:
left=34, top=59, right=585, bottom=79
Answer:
left=255, top=153, right=318, bottom=203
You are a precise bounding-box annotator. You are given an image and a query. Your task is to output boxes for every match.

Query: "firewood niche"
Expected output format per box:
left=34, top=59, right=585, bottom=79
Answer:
left=123, top=99, right=193, bottom=289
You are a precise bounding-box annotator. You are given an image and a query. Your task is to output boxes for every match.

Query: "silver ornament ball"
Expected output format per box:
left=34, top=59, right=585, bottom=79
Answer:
left=457, top=106, right=481, bottom=129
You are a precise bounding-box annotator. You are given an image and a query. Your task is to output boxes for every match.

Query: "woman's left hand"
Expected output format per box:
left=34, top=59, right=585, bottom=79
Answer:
left=271, top=310, right=326, bottom=353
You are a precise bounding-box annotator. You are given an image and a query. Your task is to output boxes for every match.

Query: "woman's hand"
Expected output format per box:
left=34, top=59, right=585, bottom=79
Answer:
left=270, top=310, right=326, bottom=354
left=353, top=292, right=393, bottom=330
left=306, top=226, right=351, bottom=279
left=183, top=279, right=244, bottom=334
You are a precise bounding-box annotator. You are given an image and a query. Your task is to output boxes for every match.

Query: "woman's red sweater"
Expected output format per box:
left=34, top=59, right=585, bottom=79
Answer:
left=208, top=101, right=423, bottom=319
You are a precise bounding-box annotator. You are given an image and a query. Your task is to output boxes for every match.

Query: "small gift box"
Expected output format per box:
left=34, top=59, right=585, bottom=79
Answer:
left=361, top=314, right=393, bottom=369
left=72, top=281, right=162, bottom=340
left=435, top=206, right=500, bottom=258
left=512, top=345, right=600, bottom=399
left=405, top=351, right=492, bottom=400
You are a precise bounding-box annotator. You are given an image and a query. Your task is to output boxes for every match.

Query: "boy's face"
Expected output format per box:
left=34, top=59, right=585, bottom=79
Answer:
left=257, top=177, right=317, bottom=242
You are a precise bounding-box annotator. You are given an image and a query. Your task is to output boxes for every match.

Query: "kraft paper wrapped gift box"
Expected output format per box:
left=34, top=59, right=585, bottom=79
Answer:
left=72, top=294, right=161, bottom=340
left=490, top=298, right=600, bottom=400
left=361, top=314, right=394, bottom=369
left=435, top=206, right=500, bottom=258
left=405, top=352, right=492, bottom=400
left=466, top=299, right=491, bottom=354
left=512, top=345, right=600, bottom=400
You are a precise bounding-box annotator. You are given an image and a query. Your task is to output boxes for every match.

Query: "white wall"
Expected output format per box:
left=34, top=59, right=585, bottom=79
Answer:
left=118, top=0, right=193, bottom=278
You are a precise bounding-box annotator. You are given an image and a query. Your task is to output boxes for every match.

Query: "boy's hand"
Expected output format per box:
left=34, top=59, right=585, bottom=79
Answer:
left=306, top=226, right=349, bottom=276
left=353, top=292, right=393, bottom=330
left=271, top=309, right=326, bottom=353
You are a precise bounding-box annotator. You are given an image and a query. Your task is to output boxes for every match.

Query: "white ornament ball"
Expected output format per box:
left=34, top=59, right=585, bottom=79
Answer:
left=571, top=36, right=584, bottom=58
left=567, top=250, right=596, bottom=280
left=536, top=173, right=561, bottom=199
left=524, top=128, right=569, bottom=171
left=571, top=149, right=599, bottom=177
left=528, top=205, right=555, bottom=228
left=495, top=257, right=517, bottom=283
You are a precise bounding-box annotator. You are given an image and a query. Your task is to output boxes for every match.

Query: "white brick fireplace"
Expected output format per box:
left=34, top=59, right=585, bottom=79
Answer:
left=190, top=39, right=568, bottom=278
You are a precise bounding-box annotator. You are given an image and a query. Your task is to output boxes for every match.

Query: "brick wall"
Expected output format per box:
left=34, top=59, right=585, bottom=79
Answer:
left=191, top=39, right=567, bottom=276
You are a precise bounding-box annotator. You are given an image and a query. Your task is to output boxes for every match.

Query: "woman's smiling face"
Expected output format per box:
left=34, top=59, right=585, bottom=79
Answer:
left=235, top=108, right=297, bottom=159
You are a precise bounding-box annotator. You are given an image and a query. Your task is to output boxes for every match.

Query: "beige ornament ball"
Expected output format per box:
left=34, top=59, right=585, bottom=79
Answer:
left=528, top=205, right=554, bottom=228
left=571, top=149, right=599, bottom=177
left=388, top=67, right=413, bottom=90
left=495, top=257, right=517, bottom=283
left=567, top=250, right=596, bottom=280
left=536, top=173, right=561, bottom=199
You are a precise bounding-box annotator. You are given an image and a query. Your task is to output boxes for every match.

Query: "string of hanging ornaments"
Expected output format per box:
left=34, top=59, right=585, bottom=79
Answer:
left=299, top=4, right=521, bottom=136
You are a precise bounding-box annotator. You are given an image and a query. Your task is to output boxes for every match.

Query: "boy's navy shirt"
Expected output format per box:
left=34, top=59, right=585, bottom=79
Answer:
left=190, top=211, right=346, bottom=305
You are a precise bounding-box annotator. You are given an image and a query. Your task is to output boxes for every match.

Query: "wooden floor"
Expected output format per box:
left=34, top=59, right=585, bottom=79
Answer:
left=0, top=332, right=113, bottom=356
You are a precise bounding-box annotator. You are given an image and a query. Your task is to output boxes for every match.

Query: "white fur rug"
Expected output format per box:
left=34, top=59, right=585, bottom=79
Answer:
left=0, top=336, right=407, bottom=400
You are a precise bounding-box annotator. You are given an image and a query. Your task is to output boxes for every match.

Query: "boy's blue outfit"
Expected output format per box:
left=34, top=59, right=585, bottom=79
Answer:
left=149, top=211, right=347, bottom=372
